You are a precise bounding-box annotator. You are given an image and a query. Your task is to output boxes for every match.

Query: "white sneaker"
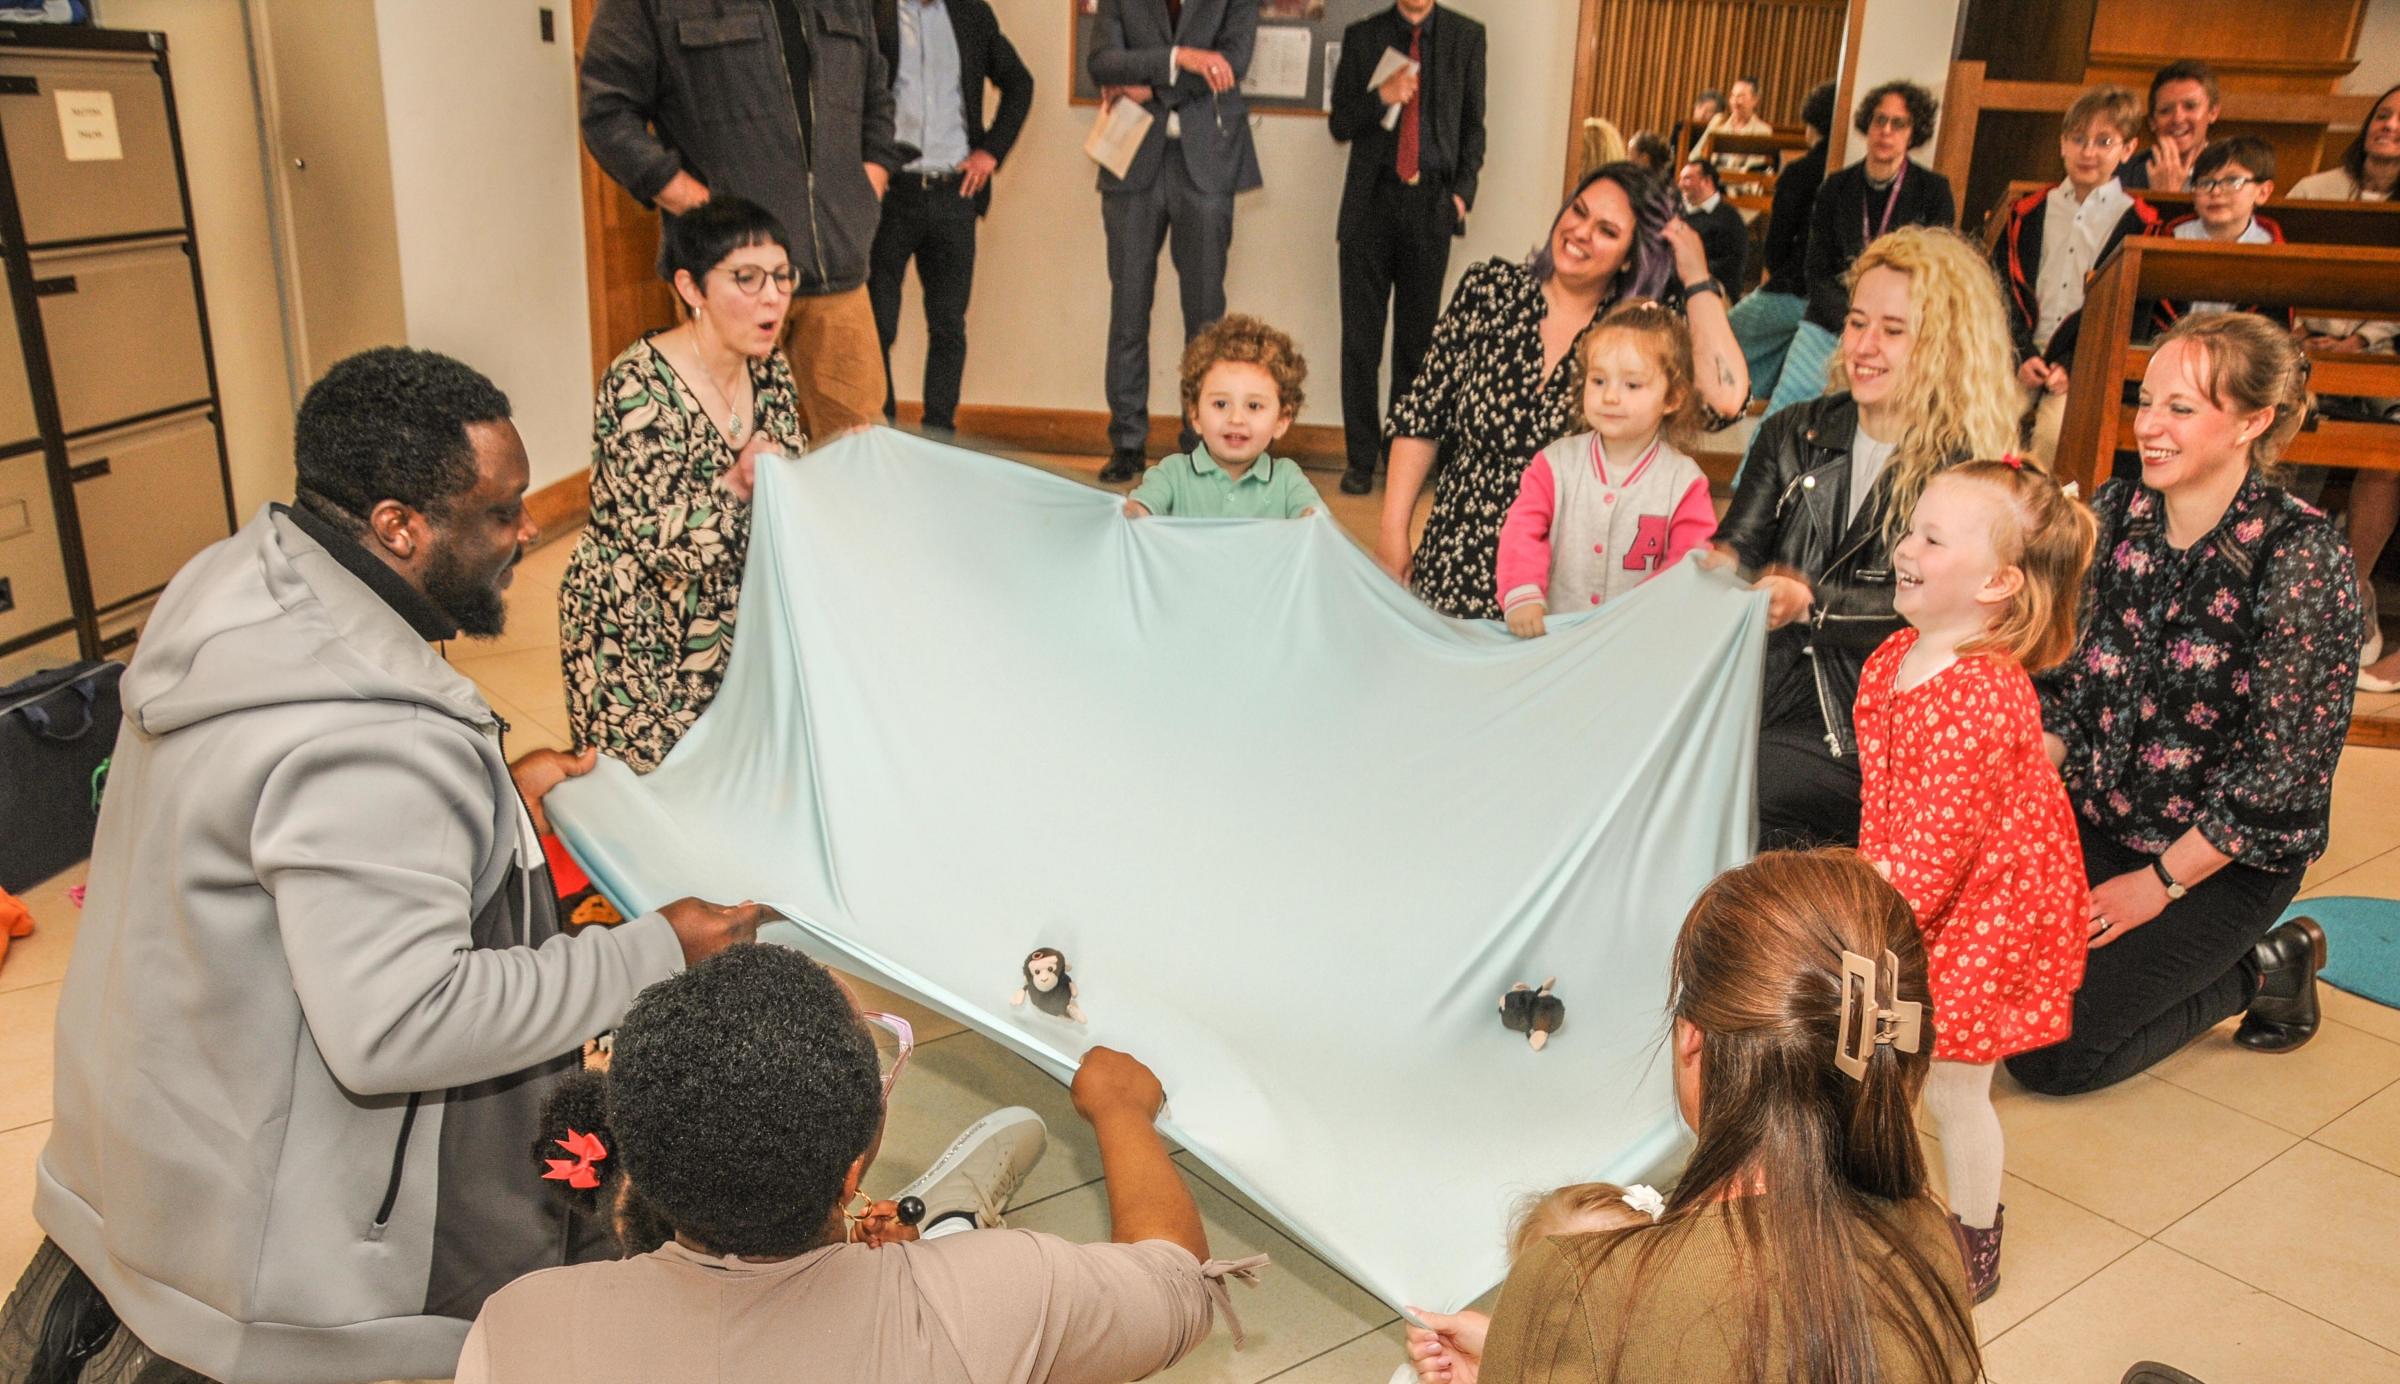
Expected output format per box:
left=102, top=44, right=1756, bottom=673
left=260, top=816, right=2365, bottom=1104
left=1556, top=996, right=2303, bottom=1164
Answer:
left=897, top=1106, right=1048, bottom=1230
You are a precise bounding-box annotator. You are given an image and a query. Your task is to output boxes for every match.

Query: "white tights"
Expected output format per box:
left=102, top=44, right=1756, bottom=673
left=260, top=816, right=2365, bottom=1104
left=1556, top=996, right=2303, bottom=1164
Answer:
left=1922, top=1059, right=2002, bottom=1229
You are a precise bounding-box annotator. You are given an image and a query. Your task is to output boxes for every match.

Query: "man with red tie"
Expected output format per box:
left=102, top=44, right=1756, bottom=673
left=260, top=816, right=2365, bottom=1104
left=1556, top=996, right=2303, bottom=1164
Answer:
left=1328, top=0, right=1486, bottom=495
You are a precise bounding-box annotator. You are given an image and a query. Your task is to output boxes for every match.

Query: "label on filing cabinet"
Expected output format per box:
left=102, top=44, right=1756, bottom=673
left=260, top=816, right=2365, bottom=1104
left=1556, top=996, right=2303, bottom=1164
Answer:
left=55, top=89, right=123, bottom=162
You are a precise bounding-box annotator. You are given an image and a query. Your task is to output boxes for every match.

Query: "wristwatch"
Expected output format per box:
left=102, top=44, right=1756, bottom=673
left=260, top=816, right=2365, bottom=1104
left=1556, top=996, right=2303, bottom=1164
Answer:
left=2150, top=857, right=2188, bottom=900
left=1681, top=276, right=1724, bottom=300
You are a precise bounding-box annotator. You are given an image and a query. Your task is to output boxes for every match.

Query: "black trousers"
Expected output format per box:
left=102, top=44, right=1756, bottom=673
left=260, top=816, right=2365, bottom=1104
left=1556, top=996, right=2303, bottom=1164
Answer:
left=0, top=1239, right=216, bottom=1382
left=1755, top=721, right=1861, bottom=851
left=2006, top=824, right=2302, bottom=1096
left=868, top=170, right=979, bottom=432
left=1338, top=176, right=1453, bottom=480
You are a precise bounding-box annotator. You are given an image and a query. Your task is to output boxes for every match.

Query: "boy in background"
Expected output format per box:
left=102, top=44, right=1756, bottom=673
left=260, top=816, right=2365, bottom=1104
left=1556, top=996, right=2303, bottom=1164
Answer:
left=1992, top=84, right=2159, bottom=462
left=2149, top=137, right=2291, bottom=332
left=1125, top=315, right=1324, bottom=519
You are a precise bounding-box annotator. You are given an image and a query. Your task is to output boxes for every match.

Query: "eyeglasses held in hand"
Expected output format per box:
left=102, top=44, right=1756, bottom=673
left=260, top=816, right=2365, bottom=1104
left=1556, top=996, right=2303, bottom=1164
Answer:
left=862, top=1011, right=915, bottom=1098
left=717, top=264, right=801, bottom=296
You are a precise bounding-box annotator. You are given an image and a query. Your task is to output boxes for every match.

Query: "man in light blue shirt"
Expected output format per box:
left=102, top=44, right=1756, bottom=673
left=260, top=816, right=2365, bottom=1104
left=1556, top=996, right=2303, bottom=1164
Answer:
left=870, top=0, right=1034, bottom=434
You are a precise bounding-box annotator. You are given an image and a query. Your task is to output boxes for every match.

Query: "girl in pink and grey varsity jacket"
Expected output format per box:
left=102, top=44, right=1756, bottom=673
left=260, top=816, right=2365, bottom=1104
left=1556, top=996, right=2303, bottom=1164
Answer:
left=1497, top=303, right=1717, bottom=636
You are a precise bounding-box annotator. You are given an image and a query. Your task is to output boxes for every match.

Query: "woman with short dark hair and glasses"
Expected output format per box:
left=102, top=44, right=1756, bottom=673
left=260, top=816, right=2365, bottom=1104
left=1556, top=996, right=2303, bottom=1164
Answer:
left=560, top=197, right=809, bottom=772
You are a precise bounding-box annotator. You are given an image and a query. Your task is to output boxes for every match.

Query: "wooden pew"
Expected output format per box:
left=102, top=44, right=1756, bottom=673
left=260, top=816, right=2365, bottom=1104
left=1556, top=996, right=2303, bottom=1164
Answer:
left=1934, top=61, right=2383, bottom=220
left=2054, top=237, right=2400, bottom=747
left=1976, top=180, right=2400, bottom=254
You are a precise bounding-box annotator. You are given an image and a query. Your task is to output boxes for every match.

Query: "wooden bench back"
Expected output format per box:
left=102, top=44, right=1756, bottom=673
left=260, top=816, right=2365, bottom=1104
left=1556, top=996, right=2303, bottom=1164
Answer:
left=2058, top=239, right=2400, bottom=493
left=1977, top=181, right=2400, bottom=254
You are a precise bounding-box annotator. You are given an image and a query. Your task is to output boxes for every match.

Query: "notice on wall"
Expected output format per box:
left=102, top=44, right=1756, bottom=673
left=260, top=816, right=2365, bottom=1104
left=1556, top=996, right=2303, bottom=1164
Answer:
left=1321, top=40, right=1342, bottom=113
left=1242, top=25, right=1312, bottom=102
left=56, top=89, right=123, bottom=162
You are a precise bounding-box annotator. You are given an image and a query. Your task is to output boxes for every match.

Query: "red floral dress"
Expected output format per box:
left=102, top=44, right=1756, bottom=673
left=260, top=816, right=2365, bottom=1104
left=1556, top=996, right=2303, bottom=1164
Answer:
left=1855, top=629, right=2090, bottom=1062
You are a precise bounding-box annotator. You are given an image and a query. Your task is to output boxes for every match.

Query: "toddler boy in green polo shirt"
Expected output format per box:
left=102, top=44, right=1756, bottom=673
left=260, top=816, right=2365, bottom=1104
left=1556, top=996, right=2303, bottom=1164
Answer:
left=1124, top=314, right=1324, bottom=520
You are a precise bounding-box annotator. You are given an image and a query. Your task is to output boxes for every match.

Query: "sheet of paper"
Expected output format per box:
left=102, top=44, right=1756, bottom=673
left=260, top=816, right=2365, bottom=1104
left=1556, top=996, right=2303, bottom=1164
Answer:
left=1370, top=47, right=1419, bottom=131
left=56, top=89, right=123, bottom=163
left=1083, top=94, right=1153, bottom=180
left=1321, top=40, right=1342, bottom=113
left=1241, top=25, right=1312, bottom=101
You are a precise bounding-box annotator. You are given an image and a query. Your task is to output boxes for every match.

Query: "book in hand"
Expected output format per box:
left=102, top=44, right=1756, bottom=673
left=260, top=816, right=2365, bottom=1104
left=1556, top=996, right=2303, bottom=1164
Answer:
left=1369, top=46, right=1420, bottom=131
left=1085, top=90, right=1154, bottom=179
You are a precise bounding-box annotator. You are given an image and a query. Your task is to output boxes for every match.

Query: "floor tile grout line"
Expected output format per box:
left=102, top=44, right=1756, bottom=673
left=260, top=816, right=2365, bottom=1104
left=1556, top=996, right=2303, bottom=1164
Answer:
left=2132, top=1239, right=2400, bottom=1365
left=1252, top=1318, right=1403, bottom=1382
left=1973, top=1236, right=2147, bottom=1354
left=2143, top=1052, right=2400, bottom=1142
left=0, top=1118, right=51, bottom=1137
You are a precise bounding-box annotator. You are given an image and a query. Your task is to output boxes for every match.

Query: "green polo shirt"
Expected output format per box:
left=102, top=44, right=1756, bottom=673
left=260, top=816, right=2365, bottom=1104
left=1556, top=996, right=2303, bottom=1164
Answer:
left=1128, top=445, right=1324, bottom=519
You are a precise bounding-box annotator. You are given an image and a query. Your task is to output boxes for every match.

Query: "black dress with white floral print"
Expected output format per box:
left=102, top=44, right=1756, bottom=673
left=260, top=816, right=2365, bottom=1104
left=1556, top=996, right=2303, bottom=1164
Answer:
left=559, top=335, right=804, bottom=773
left=2036, top=475, right=2362, bottom=872
left=1387, top=257, right=1725, bottom=620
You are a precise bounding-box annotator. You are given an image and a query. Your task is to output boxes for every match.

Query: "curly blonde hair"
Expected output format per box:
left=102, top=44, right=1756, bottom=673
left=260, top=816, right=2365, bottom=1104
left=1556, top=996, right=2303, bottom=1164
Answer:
left=1833, top=226, right=2022, bottom=545
left=1179, top=314, right=1306, bottom=417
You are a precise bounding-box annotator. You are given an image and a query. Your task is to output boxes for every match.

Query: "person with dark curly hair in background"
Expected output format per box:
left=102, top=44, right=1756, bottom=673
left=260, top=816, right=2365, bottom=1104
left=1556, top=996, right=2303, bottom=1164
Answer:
left=1761, top=79, right=1955, bottom=420
left=458, top=945, right=1239, bottom=1384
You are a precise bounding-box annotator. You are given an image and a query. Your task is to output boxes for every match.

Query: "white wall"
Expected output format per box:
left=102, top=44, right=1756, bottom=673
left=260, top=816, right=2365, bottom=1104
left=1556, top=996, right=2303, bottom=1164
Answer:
left=884, top=0, right=1586, bottom=430
left=373, top=0, right=595, bottom=491
left=100, top=0, right=297, bottom=516
left=2346, top=0, right=2400, bottom=98
left=1837, top=0, right=1963, bottom=166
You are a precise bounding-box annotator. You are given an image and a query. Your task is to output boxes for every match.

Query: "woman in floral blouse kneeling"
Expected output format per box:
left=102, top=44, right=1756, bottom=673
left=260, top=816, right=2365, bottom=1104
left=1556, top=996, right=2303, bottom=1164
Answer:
left=2012, top=313, right=2362, bottom=1096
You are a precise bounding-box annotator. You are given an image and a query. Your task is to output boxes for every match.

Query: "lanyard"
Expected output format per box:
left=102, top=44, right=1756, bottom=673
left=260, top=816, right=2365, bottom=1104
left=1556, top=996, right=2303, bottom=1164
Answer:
left=1863, top=161, right=1905, bottom=243
left=1591, top=432, right=1662, bottom=492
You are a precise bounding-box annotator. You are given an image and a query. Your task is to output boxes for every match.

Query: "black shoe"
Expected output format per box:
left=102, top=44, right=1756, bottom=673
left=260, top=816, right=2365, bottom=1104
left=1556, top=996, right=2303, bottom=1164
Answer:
left=1339, top=469, right=1374, bottom=496
left=2234, top=915, right=2326, bottom=1053
left=1098, top=450, right=1144, bottom=484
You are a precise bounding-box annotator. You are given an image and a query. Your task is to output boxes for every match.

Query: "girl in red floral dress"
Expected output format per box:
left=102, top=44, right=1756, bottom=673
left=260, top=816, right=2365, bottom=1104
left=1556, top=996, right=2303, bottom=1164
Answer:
left=1855, top=458, right=2096, bottom=1303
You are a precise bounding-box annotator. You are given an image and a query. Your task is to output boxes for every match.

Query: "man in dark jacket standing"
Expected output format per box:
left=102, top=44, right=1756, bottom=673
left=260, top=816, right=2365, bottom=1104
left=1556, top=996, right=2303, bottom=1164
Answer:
left=1090, top=0, right=1264, bottom=483
left=868, top=0, right=1034, bottom=434
left=1327, top=0, right=1485, bottom=496
left=582, top=0, right=905, bottom=438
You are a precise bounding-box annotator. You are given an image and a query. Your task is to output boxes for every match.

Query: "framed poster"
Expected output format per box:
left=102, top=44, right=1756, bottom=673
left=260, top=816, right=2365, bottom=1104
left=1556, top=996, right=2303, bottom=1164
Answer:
left=1068, top=0, right=1391, bottom=115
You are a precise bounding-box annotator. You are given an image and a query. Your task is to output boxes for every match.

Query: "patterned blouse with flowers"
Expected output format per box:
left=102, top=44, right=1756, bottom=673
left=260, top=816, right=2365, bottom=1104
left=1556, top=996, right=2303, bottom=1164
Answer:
left=2036, top=476, right=2363, bottom=873
left=559, top=335, right=804, bottom=774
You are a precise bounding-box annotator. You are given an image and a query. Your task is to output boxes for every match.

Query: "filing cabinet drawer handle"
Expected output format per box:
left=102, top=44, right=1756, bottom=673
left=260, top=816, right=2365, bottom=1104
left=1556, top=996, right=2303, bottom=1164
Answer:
left=68, top=457, right=112, bottom=484
left=31, top=275, right=78, bottom=297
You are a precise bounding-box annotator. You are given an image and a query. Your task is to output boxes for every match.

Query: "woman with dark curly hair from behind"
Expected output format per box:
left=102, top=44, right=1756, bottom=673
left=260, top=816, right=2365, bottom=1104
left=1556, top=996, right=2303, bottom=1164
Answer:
left=456, top=946, right=1229, bottom=1383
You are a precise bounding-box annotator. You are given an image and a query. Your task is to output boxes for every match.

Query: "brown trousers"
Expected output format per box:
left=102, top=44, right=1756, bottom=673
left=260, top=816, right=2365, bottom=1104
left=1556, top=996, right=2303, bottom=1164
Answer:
left=783, top=286, right=888, bottom=438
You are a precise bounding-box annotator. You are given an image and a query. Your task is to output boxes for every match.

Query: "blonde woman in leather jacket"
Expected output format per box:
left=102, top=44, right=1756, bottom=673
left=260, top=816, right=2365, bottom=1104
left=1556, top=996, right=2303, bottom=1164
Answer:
left=1711, top=227, right=2020, bottom=849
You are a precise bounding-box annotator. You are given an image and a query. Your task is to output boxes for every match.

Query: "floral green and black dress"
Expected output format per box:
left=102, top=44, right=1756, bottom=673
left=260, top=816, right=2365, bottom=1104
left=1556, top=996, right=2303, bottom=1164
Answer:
left=559, top=335, right=804, bottom=773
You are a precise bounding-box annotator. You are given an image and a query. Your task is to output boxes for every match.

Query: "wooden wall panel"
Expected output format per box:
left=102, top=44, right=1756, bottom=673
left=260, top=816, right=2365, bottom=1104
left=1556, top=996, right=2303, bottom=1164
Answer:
left=573, top=0, right=683, bottom=386
left=1570, top=0, right=1847, bottom=169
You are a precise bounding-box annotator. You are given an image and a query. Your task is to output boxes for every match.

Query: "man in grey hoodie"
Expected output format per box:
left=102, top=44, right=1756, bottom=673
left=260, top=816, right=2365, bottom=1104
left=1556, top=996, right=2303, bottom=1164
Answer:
left=0, top=349, right=765, bottom=1383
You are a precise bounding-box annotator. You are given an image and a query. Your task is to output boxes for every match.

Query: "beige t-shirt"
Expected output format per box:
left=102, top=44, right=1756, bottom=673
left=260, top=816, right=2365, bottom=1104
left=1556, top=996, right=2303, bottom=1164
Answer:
left=456, top=1231, right=1213, bottom=1384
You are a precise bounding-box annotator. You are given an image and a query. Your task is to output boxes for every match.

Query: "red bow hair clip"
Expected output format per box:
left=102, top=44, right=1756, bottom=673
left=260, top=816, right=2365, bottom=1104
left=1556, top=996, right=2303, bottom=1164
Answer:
left=2000, top=452, right=2026, bottom=470
left=542, top=1129, right=608, bottom=1190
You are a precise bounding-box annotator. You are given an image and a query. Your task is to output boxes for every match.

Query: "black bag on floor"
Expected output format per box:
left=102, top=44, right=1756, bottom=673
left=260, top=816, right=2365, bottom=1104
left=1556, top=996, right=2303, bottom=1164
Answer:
left=1, top=661, right=123, bottom=894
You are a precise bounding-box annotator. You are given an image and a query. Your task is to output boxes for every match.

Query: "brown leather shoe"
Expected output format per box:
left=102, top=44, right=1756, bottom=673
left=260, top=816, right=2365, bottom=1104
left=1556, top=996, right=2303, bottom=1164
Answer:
left=2235, top=916, right=2326, bottom=1053
left=1948, top=1204, right=2003, bottom=1303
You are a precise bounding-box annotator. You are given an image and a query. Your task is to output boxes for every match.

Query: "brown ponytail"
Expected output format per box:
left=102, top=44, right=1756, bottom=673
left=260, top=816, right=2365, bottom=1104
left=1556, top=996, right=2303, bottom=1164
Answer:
left=2154, top=312, right=2314, bottom=483
left=1597, top=850, right=1979, bottom=1383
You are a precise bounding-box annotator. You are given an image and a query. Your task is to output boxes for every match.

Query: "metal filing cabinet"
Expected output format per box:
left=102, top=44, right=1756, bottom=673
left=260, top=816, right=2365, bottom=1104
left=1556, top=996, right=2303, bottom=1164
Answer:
left=0, top=26, right=233, bottom=665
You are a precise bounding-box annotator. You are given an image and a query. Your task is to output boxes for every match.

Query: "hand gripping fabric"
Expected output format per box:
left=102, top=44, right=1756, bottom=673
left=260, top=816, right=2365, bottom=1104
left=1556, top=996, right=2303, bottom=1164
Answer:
left=546, top=429, right=1768, bottom=1314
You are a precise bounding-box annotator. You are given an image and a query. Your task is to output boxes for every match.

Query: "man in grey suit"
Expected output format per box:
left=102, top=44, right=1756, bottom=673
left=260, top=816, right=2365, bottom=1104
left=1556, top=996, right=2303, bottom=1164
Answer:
left=1090, top=0, right=1263, bottom=482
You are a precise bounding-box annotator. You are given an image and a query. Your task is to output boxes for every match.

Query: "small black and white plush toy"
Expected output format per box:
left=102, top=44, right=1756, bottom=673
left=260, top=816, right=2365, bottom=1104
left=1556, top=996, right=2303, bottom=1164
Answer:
left=1500, top=978, right=1565, bottom=1050
left=1012, top=947, right=1086, bottom=1024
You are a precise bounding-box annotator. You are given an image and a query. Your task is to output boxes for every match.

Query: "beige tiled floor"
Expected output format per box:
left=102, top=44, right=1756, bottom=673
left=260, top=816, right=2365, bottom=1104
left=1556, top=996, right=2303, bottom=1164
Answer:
left=4, top=441, right=2399, bottom=1382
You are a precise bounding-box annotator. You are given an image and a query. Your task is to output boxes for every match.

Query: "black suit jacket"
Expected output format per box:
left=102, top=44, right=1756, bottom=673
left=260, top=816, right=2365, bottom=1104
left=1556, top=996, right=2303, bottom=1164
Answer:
left=1327, top=5, right=1486, bottom=242
left=1686, top=197, right=1748, bottom=292
left=873, top=0, right=1035, bottom=216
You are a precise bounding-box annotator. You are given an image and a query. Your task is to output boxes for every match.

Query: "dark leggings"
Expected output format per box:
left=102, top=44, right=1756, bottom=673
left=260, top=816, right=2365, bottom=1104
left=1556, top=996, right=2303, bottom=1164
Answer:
left=2005, top=824, right=2303, bottom=1096
left=1755, top=722, right=1862, bottom=851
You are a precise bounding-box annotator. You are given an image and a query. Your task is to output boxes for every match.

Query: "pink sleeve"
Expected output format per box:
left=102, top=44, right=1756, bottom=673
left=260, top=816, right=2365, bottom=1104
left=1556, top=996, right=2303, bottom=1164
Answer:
left=1661, top=475, right=1717, bottom=569
left=1496, top=451, right=1558, bottom=611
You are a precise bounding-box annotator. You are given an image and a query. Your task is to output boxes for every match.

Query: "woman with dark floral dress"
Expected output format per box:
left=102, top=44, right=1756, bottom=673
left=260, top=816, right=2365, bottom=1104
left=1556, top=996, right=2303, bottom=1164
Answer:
left=561, top=199, right=806, bottom=773
left=1376, top=163, right=1748, bottom=619
left=2011, top=314, right=2362, bottom=1096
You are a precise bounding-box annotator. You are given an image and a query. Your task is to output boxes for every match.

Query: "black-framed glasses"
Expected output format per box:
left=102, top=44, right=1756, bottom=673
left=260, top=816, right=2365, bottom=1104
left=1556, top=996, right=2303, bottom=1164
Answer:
left=2190, top=175, right=2258, bottom=193
left=718, top=264, right=800, bottom=296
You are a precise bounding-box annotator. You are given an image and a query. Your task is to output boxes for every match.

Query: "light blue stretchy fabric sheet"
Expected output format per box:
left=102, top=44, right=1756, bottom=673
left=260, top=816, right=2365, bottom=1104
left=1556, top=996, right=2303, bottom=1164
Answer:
left=546, top=428, right=1768, bottom=1314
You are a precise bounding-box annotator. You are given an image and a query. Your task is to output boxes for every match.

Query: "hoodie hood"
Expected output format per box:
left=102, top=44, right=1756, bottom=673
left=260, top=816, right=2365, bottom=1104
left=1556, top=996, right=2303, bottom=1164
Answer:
left=122, top=506, right=494, bottom=737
